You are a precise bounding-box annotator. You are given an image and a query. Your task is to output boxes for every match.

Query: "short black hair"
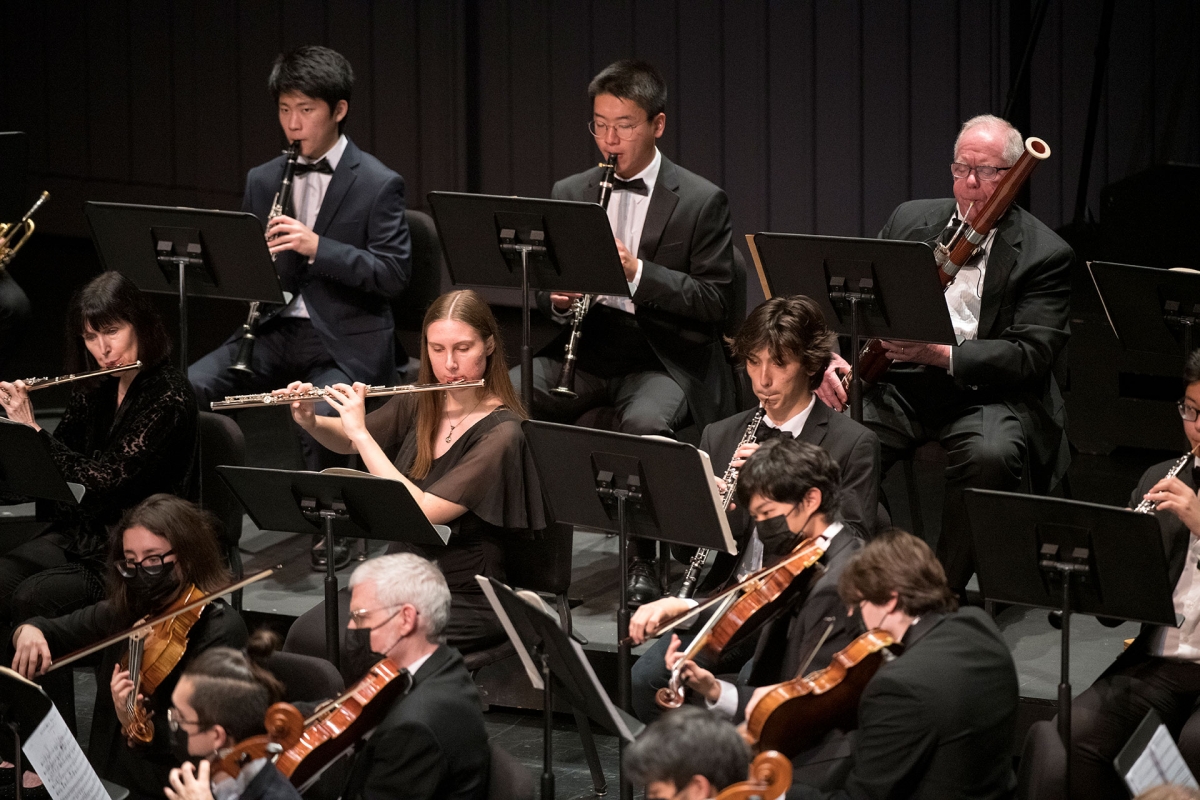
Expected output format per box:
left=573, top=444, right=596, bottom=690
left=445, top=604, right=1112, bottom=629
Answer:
left=736, top=438, right=842, bottom=519
left=268, top=46, right=354, bottom=132
left=65, top=271, right=172, bottom=371
left=1185, top=349, right=1200, bottom=387
left=623, top=707, right=749, bottom=791
left=588, top=59, right=667, bottom=120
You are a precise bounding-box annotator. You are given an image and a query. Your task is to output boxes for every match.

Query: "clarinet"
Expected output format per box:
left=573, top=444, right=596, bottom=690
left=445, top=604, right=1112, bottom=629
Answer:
left=676, top=408, right=766, bottom=599
left=550, top=153, right=618, bottom=398
left=1133, top=448, right=1199, bottom=513
left=227, top=141, right=301, bottom=377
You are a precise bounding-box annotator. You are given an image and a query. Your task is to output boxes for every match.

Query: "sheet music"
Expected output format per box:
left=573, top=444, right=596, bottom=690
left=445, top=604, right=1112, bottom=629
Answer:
left=1125, top=723, right=1200, bottom=795
left=477, top=575, right=544, bottom=689
left=23, top=704, right=109, bottom=800
left=566, top=636, right=639, bottom=742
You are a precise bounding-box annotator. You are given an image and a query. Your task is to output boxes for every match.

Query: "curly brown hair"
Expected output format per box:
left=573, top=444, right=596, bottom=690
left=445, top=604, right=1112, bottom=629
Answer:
left=728, top=295, right=837, bottom=392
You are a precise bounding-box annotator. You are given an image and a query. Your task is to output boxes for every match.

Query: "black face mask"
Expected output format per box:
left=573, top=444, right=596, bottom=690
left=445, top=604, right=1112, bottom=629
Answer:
left=343, top=611, right=403, bottom=680
left=170, top=725, right=203, bottom=765
left=757, top=513, right=800, bottom=556
left=125, top=567, right=181, bottom=616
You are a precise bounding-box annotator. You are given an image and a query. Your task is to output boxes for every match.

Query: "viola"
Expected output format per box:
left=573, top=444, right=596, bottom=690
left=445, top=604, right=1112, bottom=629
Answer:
left=213, top=703, right=306, bottom=778
left=715, top=751, right=792, bottom=800
left=276, top=657, right=413, bottom=790
left=743, top=628, right=896, bottom=757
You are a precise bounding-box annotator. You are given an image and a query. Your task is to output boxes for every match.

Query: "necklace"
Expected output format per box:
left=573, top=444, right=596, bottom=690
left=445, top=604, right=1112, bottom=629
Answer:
left=445, top=394, right=485, bottom=443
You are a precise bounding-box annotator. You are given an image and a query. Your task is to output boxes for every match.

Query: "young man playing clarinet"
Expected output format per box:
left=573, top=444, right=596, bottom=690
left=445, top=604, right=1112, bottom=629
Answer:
left=188, top=46, right=410, bottom=568
left=517, top=59, right=737, bottom=605
left=628, top=295, right=880, bottom=723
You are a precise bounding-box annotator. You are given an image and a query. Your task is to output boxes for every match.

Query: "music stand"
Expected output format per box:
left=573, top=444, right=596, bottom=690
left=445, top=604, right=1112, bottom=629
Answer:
left=0, top=419, right=84, bottom=506
left=215, top=466, right=450, bottom=670
left=427, top=192, right=629, bottom=409
left=749, top=233, right=957, bottom=422
left=85, top=202, right=285, bottom=371
left=964, top=489, right=1178, bottom=798
left=479, top=576, right=643, bottom=800
left=1089, top=261, right=1200, bottom=362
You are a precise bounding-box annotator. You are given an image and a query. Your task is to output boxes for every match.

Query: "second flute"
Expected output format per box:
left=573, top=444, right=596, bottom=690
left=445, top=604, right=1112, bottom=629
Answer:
left=210, top=380, right=486, bottom=411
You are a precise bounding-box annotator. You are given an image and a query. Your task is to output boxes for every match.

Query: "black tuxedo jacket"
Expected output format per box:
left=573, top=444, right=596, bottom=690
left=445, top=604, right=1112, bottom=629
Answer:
left=546, top=154, right=737, bottom=428
left=341, top=645, right=488, bottom=800
left=737, top=528, right=864, bottom=720
left=880, top=198, right=1073, bottom=489
left=791, top=608, right=1019, bottom=800
left=242, top=137, right=412, bottom=384
left=697, top=401, right=880, bottom=593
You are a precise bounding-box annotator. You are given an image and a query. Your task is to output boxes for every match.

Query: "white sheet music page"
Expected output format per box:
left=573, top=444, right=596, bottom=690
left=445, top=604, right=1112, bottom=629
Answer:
left=1125, top=723, right=1200, bottom=795
left=23, top=704, right=109, bottom=800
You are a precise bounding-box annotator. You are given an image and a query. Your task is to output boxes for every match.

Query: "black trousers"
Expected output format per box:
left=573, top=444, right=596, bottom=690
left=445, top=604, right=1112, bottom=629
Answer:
left=188, top=317, right=357, bottom=471
left=862, top=379, right=1024, bottom=591
left=1064, top=646, right=1200, bottom=800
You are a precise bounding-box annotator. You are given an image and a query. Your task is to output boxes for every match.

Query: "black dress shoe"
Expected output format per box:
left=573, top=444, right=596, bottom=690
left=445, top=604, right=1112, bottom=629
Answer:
left=311, top=536, right=353, bottom=572
left=626, top=558, right=660, bottom=608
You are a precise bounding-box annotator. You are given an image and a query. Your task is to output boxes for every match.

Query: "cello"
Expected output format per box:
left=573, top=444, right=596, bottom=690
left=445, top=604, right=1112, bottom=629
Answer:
left=742, top=629, right=896, bottom=758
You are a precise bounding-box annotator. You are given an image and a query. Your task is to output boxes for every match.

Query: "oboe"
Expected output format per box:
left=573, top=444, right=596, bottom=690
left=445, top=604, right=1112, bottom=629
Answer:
left=676, top=408, right=766, bottom=599
left=550, top=153, right=619, bottom=398
left=210, top=380, right=485, bottom=411
left=1133, top=444, right=1200, bottom=513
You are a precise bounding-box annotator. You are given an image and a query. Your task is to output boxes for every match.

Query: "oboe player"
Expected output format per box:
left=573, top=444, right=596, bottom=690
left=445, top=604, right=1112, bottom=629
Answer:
left=627, top=296, right=880, bottom=723
left=516, top=59, right=737, bottom=606
left=187, top=46, right=411, bottom=570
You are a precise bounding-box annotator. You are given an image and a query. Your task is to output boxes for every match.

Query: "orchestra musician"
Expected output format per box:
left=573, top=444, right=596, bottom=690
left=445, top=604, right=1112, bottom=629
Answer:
left=1047, top=351, right=1200, bottom=799
left=336, top=553, right=489, bottom=800
left=282, top=289, right=547, bottom=666
left=623, top=706, right=752, bottom=800
left=10, top=494, right=247, bottom=799
left=520, top=58, right=737, bottom=605
left=818, top=114, right=1073, bottom=602
left=650, top=439, right=864, bottom=728
left=629, top=295, right=880, bottom=722
left=0, top=272, right=197, bottom=643
left=162, top=647, right=301, bottom=800
left=187, top=44, right=411, bottom=571
left=786, top=530, right=1018, bottom=799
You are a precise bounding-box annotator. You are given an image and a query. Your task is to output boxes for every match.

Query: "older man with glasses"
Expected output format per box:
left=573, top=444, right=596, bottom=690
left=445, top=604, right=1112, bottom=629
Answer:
left=817, top=113, right=1074, bottom=604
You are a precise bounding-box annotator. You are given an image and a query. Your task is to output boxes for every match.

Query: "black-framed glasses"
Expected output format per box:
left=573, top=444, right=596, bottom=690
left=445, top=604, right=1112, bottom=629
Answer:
left=588, top=119, right=646, bottom=141
left=950, top=162, right=1010, bottom=182
left=1178, top=400, right=1200, bottom=422
left=167, top=706, right=206, bottom=733
left=114, top=550, right=176, bottom=578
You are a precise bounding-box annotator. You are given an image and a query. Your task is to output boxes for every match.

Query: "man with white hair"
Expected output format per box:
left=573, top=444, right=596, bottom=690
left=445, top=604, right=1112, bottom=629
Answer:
left=337, top=553, right=489, bottom=800
left=818, top=114, right=1073, bottom=602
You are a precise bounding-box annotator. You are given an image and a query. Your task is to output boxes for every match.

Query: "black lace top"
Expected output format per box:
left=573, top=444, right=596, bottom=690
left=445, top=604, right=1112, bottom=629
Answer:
left=37, top=359, right=198, bottom=559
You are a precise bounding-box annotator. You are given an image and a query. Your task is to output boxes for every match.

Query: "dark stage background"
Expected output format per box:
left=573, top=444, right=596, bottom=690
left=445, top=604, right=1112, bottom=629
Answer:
left=1, top=0, right=1198, bottom=448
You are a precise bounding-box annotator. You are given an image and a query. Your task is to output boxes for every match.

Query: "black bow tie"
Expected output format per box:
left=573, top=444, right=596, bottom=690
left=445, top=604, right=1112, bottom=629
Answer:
left=293, top=158, right=334, bottom=176
left=611, top=177, right=649, bottom=196
left=755, top=422, right=794, bottom=442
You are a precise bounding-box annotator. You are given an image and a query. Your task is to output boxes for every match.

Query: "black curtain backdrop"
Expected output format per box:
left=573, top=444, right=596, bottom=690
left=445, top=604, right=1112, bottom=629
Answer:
left=1, top=0, right=1197, bottom=317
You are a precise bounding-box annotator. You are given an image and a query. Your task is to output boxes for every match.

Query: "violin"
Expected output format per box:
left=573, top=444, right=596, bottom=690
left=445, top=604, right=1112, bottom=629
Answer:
left=276, top=657, right=413, bottom=790
left=213, top=703, right=306, bottom=778
left=743, top=628, right=896, bottom=757
left=715, top=750, right=792, bottom=800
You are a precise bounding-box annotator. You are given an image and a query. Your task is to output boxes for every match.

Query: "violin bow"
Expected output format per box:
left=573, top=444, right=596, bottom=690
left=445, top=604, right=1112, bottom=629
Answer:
left=45, top=567, right=278, bottom=673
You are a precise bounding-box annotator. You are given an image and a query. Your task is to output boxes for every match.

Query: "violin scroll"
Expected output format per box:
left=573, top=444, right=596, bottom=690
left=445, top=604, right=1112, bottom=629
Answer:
left=654, top=685, right=685, bottom=710
left=715, top=750, right=792, bottom=800
left=214, top=703, right=305, bottom=778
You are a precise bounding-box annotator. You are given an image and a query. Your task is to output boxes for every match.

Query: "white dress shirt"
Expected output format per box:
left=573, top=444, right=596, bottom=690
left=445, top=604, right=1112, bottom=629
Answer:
left=279, top=133, right=349, bottom=319
left=1154, top=457, right=1200, bottom=660
left=595, top=147, right=661, bottom=314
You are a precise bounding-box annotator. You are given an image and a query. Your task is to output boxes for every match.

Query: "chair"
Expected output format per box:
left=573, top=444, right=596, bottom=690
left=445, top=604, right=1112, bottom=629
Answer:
left=486, top=741, right=535, bottom=800
left=391, top=209, right=448, bottom=366
left=261, top=648, right=345, bottom=703
left=196, top=411, right=247, bottom=607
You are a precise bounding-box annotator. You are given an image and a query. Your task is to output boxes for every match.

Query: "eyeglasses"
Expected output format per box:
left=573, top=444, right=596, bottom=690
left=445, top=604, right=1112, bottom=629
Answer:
left=114, top=550, right=176, bottom=578
left=167, top=706, right=206, bottom=733
left=950, top=163, right=1010, bottom=182
left=1178, top=400, right=1200, bottom=422
left=348, top=604, right=408, bottom=628
left=588, top=119, right=646, bottom=141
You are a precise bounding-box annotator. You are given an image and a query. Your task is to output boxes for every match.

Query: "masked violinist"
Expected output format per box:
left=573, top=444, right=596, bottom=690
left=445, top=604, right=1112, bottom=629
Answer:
left=10, top=495, right=247, bottom=799
left=162, top=647, right=301, bottom=800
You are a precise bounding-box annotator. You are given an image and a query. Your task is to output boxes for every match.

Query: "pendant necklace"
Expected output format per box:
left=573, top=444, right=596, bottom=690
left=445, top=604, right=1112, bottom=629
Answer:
left=445, top=394, right=485, bottom=443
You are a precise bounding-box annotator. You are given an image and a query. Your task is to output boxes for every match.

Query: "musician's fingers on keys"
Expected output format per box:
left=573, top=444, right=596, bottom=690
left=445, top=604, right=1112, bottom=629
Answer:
left=1146, top=475, right=1200, bottom=531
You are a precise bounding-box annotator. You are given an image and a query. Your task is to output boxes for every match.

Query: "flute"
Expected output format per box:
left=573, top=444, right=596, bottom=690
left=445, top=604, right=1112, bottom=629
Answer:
left=6, top=361, right=142, bottom=392
left=210, top=379, right=486, bottom=411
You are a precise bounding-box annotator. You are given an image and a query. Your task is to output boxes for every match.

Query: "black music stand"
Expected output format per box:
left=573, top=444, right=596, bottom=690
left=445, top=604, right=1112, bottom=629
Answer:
left=521, top=421, right=735, bottom=800
left=964, top=489, right=1178, bottom=799
left=1089, top=261, right=1200, bottom=362
left=85, top=202, right=285, bottom=371
left=0, top=419, right=84, bottom=505
left=427, top=192, right=629, bottom=409
left=215, top=466, right=450, bottom=670
left=479, top=576, right=642, bottom=800
left=750, top=233, right=957, bottom=422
